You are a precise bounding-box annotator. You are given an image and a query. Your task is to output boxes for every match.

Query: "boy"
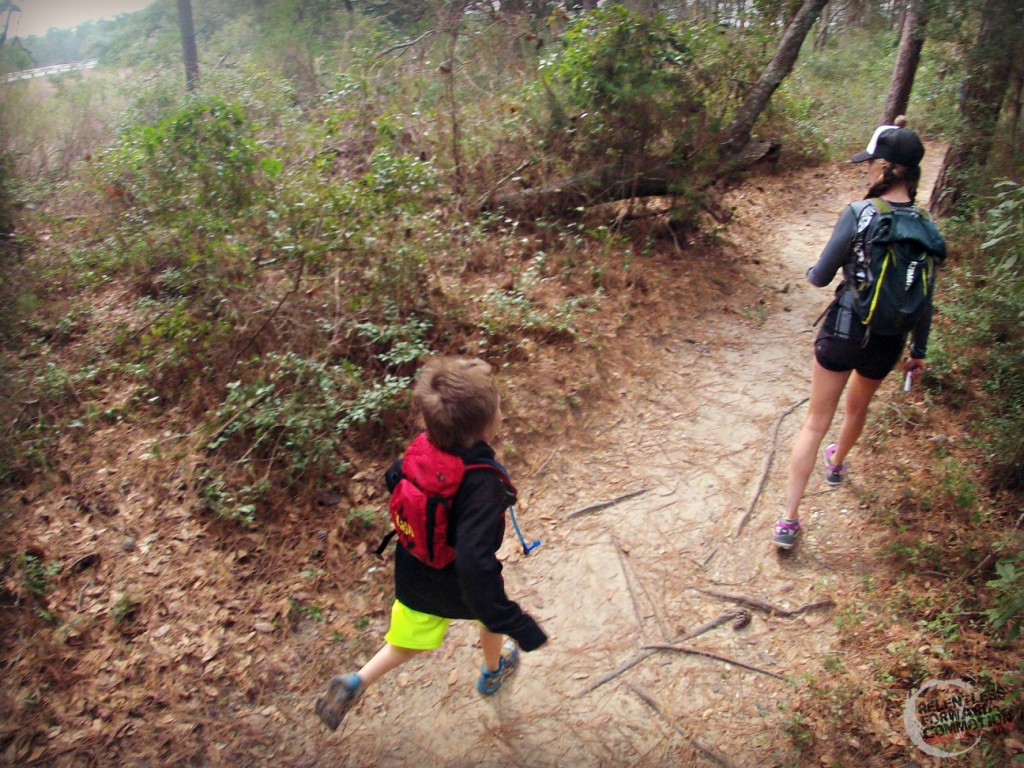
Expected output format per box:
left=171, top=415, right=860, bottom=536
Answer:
left=315, top=356, right=548, bottom=732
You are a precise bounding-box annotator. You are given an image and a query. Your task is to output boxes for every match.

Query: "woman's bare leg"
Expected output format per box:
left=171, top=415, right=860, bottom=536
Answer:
left=829, top=372, right=885, bottom=467
left=784, top=360, right=851, bottom=520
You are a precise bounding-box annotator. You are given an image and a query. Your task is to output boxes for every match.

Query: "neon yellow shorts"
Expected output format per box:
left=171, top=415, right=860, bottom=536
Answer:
left=384, top=600, right=451, bottom=650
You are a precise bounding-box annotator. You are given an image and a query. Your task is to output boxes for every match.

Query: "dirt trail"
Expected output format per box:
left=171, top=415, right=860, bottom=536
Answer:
left=315, top=153, right=944, bottom=767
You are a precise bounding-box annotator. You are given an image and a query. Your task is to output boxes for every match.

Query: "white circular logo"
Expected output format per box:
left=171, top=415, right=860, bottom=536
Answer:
left=903, top=679, right=982, bottom=758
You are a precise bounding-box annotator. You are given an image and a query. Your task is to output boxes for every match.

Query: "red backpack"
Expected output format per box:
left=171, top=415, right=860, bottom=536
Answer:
left=374, top=432, right=517, bottom=568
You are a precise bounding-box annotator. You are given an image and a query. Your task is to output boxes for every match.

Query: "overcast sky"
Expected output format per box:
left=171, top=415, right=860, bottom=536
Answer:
left=7, top=0, right=156, bottom=38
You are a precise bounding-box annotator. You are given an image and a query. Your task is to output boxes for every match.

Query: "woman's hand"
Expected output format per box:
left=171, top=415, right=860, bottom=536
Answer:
left=903, top=356, right=926, bottom=383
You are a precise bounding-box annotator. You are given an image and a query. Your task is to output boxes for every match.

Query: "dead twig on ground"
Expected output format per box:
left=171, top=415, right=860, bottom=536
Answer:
left=578, top=610, right=740, bottom=696
left=734, top=396, right=808, bottom=536
left=699, top=547, right=718, bottom=569
left=626, top=685, right=736, bottom=768
left=612, top=533, right=670, bottom=641
left=640, top=644, right=785, bottom=680
left=566, top=487, right=651, bottom=520
left=612, top=533, right=648, bottom=634
left=696, top=587, right=835, bottom=617
left=530, top=446, right=558, bottom=479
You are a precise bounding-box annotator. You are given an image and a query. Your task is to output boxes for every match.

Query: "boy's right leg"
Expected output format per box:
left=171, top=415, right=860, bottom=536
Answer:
left=479, top=627, right=505, bottom=673
left=317, top=599, right=445, bottom=732
left=358, top=643, right=424, bottom=686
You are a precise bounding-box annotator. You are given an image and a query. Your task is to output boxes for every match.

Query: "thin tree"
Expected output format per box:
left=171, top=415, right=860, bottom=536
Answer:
left=881, top=0, right=927, bottom=125
left=720, top=0, right=831, bottom=155
left=0, top=1, right=21, bottom=46
left=930, top=0, right=1024, bottom=216
left=176, top=0, right=199, bottom=91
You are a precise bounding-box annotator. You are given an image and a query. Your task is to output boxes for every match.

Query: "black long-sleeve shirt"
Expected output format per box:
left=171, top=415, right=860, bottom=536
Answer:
left=808, top=201, right=935, bottom=358
left=385, top=440, right=547, bottom=652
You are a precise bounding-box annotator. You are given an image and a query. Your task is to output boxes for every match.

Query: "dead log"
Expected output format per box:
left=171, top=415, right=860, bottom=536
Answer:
left=481, top=141, right=780, bottom=220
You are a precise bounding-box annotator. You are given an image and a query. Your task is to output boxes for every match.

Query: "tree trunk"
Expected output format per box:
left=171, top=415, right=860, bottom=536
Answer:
left=813, top=2, right=831, bottom=52
left=930, top=0, right=1024, bottom=216
left=176, top=0, right=200, bottom=91
left=720, top=0, right=830, bottom=155
left=1008, top=60, right=1023, bottom=149
left=881, top=0, right=927, bottom=124
left=1, top=2, right=19, bottom=46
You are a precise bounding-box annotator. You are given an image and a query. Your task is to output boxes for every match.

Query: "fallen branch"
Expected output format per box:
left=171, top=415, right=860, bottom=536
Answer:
left=378, top=28, right=435, bottom=57
left=566, top=487, right=651, bottom=520
left=612, top=532, right=669, bottom=641
left=640, top=644, right=785, bottom=680
left=578, top=610, right=740, bottom=696
left=734, top=396, right=809, bottom=536
left=696, top=587, right=835, bottom=617
left=613, top=534, right=647, bottom=633
left=626, top=685, right=735, bottom=768
left=229, top=255, right=305, bottom=377
left=699, top=547, right=718, bottom=569
left=473, top=158, right=533, bottom=210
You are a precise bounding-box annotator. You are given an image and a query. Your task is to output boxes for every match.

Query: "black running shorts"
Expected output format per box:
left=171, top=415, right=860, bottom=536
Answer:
left=814, top=332, right=905, bottom=380
left=814, top=298, right=906, bottom=380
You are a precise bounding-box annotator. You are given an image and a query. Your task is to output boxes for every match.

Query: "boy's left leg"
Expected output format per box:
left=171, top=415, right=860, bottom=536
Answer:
left=480, top=627, right=505, bottom=673
left=477, top=627, right=519, bottom=695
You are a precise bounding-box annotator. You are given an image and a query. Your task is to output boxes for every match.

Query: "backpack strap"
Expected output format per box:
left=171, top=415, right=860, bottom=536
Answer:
left=374, top=529, right=395, bottom=559
left=463, top=458, right=519, bottom=503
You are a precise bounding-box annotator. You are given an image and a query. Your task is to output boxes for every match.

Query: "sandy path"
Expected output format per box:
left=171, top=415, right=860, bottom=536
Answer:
left=317, top=152, right=944, bottom=767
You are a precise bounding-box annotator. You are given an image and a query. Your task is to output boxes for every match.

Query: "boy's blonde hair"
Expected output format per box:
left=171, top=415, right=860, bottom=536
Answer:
left=413, top=356, right=498, bottom=451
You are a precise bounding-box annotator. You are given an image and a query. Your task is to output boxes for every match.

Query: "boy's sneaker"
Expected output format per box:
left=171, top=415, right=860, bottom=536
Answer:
left=477, top=641, right=520, bottom=695
left=773, top=518, right=801, bottom=549
left=823, top=443, right=846, bottom=485
left=315, top=673, right=365, bottom=731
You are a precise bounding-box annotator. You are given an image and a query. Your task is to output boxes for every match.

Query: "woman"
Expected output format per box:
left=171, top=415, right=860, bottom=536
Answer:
left=774, top=119, right=946, bottom=549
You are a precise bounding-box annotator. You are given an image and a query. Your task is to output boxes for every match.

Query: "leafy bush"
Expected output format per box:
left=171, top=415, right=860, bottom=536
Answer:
left=0, top=150, right=14, bottom=238
left=206, top=351, right=414, bottom=485
left=983, top=540, right=1024, bottom=643
left=536, top=6, right=751, bottom=190
left=103, top=96, right=263, bottom=217
left=930, top=180, right=1024, bottom=492
left=982, top=181, right=1024, bottom=279
left=985, top=543, right=1024, bottom=641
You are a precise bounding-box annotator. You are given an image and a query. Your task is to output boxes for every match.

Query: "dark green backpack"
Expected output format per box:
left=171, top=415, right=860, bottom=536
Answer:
left=845, top=198, right=946, bottom=336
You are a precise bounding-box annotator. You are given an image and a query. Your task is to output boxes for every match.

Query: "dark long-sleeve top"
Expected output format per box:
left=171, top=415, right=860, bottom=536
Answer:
left=385, top=440, right=548, bottom=652
left=807, top=201, right=934, bottom=358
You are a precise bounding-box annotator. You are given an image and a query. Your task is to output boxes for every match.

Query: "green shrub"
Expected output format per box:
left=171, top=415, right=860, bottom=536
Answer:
left=930, top=180, right=1024, bottom=492
left=536, top=6, right=751, bottom=193
left=103, top=96, right=263, bottom=217
left=985, top=543, right=1024, bottom=641
left=206, top=351, right=414, bottom=485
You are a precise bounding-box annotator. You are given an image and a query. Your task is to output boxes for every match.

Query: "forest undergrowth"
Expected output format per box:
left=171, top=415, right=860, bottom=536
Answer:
left=0, top=3, right=1022, bottom=765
